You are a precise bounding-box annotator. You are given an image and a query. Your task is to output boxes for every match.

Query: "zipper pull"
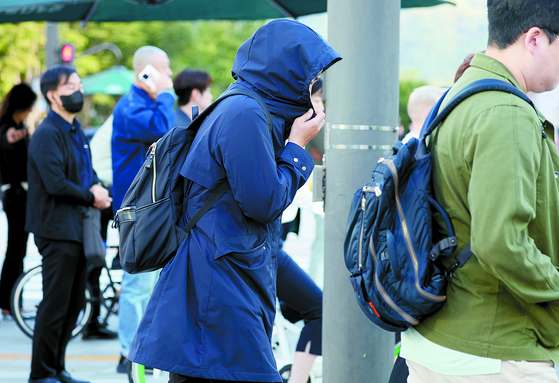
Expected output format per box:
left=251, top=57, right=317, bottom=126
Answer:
left=362, top=195, right=366, bottom=210
left=145, top=153, right=153, bottom=170
left=144, top=143, right=157, bottom=170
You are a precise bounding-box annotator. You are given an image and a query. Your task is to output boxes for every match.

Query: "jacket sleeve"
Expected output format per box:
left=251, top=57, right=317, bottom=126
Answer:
left=217, top=104, right=314, bottom=224
left=124, top=92, right=175, bottom=144
left=30, top=127, right=95, bottom=205
left=0, top=123, right=13, bottom=150
left=467, top=104, right=559, bottom=305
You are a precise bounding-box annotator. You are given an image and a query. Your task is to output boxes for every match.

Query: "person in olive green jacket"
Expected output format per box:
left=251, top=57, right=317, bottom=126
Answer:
left=400, top=1, right=559, bottom=382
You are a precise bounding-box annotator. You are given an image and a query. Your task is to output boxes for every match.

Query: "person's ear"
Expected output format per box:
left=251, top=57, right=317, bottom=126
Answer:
left=191, top=88, right=201, bottom=104
left=46, top=90, right=57, bottom=106
left=525, top=27, right=544, bottom=55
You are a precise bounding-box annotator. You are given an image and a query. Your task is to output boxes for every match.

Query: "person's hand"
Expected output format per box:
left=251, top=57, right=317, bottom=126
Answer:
left=6, top=127, right=28, bottom=144
left=154, top=72, right=173, bottom=94
left=90, top=184, right=112, bottom=210
left=287, top=108, right=326, bottom=148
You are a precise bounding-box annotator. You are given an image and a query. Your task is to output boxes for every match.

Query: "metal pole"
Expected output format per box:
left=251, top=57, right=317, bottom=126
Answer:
left=323, top=1, right=399, bottom=382
left=45, top=22, right=59, bottom=68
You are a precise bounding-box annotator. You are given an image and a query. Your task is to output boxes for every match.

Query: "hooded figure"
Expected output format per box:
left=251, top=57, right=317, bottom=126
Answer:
left=128, top=19, right=341, bottom=382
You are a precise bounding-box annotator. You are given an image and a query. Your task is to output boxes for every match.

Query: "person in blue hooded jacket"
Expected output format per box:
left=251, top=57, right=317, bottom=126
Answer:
left=128, top=19, right=341, bottom=383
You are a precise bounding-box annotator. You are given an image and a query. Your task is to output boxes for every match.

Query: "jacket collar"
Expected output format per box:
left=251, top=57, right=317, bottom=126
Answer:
left=130, top=84, right=155, bottom=105
left=470, top=53, right=546, bottom=124
left=48, top=109, right=81, bottom=133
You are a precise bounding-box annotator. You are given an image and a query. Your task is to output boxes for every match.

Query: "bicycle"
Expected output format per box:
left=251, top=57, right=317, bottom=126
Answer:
left=10, top=248, right=121, bottom=339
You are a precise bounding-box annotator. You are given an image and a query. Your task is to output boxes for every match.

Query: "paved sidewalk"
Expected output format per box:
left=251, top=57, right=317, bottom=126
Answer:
left=0, top=315, right=152, bottom=383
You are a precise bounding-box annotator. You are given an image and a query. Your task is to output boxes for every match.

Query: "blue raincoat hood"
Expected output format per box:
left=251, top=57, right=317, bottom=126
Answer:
left=232, top=19, right=342, bottom=145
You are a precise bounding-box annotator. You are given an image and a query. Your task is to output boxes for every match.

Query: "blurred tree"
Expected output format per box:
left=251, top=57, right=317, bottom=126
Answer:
left=0, top=22, right=44, bottom=95
left=0, top=20, right=264, bottom=125
left=60, top=20, right=265, bottom=125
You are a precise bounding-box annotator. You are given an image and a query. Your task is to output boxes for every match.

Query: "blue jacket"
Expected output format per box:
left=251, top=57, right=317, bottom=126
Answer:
left=111, top=85, right=175, bottom=212
left=128, top=20, right=341, bottom=382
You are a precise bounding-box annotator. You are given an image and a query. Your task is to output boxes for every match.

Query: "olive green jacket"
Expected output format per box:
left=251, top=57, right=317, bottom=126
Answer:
left=416, top=53, right=559, bottom=363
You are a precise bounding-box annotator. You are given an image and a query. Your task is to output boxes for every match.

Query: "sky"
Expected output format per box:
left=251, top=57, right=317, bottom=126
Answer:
left=400, top=1, right=488, bottom=86
left=299, top=1, right=489, bottom=87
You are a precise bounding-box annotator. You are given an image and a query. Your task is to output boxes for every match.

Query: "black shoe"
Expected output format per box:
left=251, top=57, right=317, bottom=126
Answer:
left=81, top=324, right=118, bottom=340
left=56, top=371, right=90, bottom=383
left=29, top=378, right=61, bottom=383
left=117, top=355, right=131, bottom=374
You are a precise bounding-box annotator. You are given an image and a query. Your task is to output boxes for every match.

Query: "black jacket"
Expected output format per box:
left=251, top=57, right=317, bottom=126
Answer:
left=26, top=114, right=99, bottom=242
left=0, top=117, right=28, bottom=185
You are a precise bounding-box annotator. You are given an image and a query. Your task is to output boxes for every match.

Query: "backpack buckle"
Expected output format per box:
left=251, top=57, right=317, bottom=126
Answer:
left=445, top=260, right=461, bottom=281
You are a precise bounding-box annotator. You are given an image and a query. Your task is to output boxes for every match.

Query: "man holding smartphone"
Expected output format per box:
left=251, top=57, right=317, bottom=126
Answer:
left=110, top=45, right=175, bottom=374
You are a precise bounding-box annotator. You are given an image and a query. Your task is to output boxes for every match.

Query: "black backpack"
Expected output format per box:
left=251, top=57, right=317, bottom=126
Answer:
left=343, top=79, right=537, bottom=331
left=113, top=86, right=272, bottom=274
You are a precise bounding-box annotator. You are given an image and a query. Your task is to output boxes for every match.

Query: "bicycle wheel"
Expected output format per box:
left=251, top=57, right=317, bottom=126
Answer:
left=96, top=266, right=121, bottom=327
left=10, top=265, right=94, bottom=339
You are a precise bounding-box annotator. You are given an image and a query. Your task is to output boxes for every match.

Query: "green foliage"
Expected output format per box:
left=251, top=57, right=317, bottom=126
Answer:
left=0, top=22, right=44, bottom=95
left=65, top=20, right=265, bottom=124
left=0, top=20, right=264, bottom=124
left=61, top=20, right=265, bottom=110
left=399, top=75, right=427, bottom=132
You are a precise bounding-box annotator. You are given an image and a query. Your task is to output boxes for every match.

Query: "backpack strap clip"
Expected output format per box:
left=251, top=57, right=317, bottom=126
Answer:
left=445, top=242, right=473, bottom=281
left=428, top=236, right=457, bottom=261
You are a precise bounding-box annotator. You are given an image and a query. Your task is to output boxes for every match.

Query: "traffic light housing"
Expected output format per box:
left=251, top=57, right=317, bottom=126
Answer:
left=60, top=44, right=75, bottom=64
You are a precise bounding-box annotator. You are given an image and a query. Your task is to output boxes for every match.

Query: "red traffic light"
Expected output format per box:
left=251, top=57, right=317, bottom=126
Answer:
left=61, top=44, right=74, bottom=62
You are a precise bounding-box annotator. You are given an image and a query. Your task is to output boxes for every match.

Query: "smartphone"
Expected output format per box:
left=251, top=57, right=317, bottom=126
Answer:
left=138, top=64, right=161, bottom=92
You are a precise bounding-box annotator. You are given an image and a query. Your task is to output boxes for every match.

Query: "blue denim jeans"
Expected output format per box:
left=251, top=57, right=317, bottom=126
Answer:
left=118, top=270, right=159, bottom=356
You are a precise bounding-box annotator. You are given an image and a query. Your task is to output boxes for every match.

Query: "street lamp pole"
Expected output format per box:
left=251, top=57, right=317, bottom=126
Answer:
left=323, top=1, right=400, bottom=381
left=45, top=22, right=59, bottom=68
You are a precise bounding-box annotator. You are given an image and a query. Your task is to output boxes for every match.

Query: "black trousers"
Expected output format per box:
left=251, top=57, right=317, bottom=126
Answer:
left=30, top=237, right=87, bottom=380
left=388, top=355, right=409, bottom=383
left=0, top=186, right=29, bottom=310
left=276, top=248, right=322, bottom=355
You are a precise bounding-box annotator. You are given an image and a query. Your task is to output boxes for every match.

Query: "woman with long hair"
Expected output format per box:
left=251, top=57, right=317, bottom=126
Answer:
left=0, top=82, right=37, bottom=316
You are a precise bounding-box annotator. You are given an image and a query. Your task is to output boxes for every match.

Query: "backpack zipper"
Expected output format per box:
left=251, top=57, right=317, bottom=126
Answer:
left=359, top=187, right=371, bottom=268
left=382, top=158, right=446, bottom=303
left=150, top=143, right=157, bottom=203
left=369, top=235, right=419, bottom=325
left=359, top=186, right=379, bottom=268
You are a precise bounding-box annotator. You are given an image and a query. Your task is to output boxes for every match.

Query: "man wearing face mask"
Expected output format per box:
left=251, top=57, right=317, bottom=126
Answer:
left=26, top=65, right=112, bottom=383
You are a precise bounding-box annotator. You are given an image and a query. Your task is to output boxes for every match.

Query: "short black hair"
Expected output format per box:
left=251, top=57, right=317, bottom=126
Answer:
left=488, top=0, right=559, bottom=49
left=40, top=65, right=77, bottom=106
left=173, top=69, right=212, bottom=106
left=0, top=83, right=37, bottom=124
left=311, top=77, right=323, bottom=95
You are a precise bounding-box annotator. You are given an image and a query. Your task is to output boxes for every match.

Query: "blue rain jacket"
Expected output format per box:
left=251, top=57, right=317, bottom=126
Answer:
left=128, top=19, right=341, bottom=382
left=111, top=85, right=175, bottom=212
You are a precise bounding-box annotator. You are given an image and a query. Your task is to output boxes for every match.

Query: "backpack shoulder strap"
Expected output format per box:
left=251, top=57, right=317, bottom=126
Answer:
left=190, top=85, right=272, bottom=133
left=418, top=79, right=536, bottom=278
left=420, top=79, right=536, bottom=141
left=180, top=86, right=272, bottom=235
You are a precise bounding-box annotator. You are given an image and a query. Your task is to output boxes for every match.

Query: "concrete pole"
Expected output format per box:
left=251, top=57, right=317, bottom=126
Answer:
left=323, top=1, right=399, bottom=382
left=45, top=22, right=59, bottom=68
